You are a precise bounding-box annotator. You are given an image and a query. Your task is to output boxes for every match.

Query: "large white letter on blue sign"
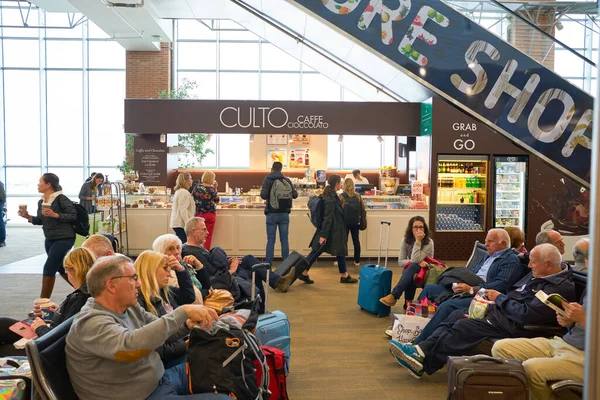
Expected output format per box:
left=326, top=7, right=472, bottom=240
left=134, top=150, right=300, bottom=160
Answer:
left=357, top=0, right=412, bottom=45
left=451, top=41, right=500, bottom=96
left=484, top=59, right=540, bottom=123
left=562, top=109, right=592, bottom=157
left=527, top=89, right=575, bottom=143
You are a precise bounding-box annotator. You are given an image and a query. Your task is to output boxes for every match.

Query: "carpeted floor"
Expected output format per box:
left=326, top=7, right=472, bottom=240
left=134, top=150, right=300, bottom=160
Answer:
left=0, top=226, right=449, bottom=399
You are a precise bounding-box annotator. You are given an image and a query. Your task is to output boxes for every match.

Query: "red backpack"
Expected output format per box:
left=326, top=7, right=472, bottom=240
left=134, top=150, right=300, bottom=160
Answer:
left=254, top=346, right=289, bottom=400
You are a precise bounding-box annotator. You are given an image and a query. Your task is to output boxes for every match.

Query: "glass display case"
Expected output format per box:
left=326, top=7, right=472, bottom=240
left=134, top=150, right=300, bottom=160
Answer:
left=362, top=195, right=428, bottom=210
left=492, top=156, right=527, bottom=230
left=125, top=194, right=172, bottom=209
left=436, top=155, right=488, bottom=231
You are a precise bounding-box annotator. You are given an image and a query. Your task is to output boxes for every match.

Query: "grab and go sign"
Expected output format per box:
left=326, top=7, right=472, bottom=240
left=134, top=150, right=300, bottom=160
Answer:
left=291, top=0, right=593, bottom=185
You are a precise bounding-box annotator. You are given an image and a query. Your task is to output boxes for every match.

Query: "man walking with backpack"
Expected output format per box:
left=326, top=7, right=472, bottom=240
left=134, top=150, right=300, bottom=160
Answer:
left=261, top=162, right=298, bottom=266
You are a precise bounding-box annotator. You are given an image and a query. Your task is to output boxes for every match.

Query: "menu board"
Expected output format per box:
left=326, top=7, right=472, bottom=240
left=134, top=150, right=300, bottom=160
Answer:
left=289, top=148, right=310, bottom=168
left=134, top=135, right=167, bottom=185
left=290, top=134, right=310, bottom=145
left=267, top=148, right=288, bottom=168
left=266, top=134, right=288, bottom=145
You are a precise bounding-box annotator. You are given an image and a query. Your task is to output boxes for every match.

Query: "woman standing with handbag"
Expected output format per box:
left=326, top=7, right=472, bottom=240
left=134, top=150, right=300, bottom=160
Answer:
left=170, top=172, right=195, bottom=244
left=338, top=179, right=363, bottom=267
left=18, top=173, right=77, bottom=298
left=380, top=216, right=434, bottom=307
left=298, top=174, right=358, bottom=285
left=192, top=171, right=219, bottom=250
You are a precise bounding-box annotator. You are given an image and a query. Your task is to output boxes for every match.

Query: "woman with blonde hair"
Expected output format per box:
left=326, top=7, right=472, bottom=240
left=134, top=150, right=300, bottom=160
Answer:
left=0, top=247, right=94, bottom=355
left=192, top=170, right=219, bottom=250
left=170, top=172, right=195, bottom=244
left=338, top=178, right=364, bottom=267
left=134, top=250, right=195, bottom=367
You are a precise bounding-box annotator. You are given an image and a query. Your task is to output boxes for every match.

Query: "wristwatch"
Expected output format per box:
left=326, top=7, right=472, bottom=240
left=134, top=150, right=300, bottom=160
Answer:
left=469, top=287, right=475, bottom=295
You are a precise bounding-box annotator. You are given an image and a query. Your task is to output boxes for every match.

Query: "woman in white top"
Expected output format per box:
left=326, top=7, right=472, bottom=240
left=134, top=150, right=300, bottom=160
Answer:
left=344, top=169, right=369, bottom=185
left=380, top=216, right=434, bottom=307
left=170, top=172, right=195, bottom=244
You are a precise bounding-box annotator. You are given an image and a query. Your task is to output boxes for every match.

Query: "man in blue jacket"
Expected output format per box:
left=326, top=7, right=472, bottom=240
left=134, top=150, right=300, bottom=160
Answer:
left=414, top=228, right=525, bottom=343
left=260, top=162, right=298, bottom=266
left=389, top=244, right=577, bottom=378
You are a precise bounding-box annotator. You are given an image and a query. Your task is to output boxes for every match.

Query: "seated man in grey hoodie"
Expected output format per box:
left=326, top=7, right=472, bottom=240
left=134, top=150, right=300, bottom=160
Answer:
left=66, top=254, right=229, bottom=400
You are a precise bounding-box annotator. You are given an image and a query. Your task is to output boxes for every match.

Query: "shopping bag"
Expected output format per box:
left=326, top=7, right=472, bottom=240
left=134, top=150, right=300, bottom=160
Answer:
left=391, top=313, right=430, bottom=343
left=468, top=289, right=494, bottom=319
left=405, top=298, right=437, bottom=319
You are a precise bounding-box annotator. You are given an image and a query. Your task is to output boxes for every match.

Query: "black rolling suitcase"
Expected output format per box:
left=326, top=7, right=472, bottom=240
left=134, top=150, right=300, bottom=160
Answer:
left=447, top=355, right=528, bottom=400
left=275, top=251, right=305, bottom=277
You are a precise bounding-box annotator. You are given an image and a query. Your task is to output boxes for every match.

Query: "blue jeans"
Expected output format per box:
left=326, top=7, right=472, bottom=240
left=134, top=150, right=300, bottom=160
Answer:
left=265, top=213, right=290, bottom=265
left=146, top=363, right=231, bottom=399
left=43, top=237, right=75, bottom=276
left=413, top=296, right=472, bottom=344
left=173, top=228, right=187, bottom=244
left=0, top=201, right=5, bottom=243
left=391, top=263, right=421, bottom=302
left=306, top=246, right=347, bottom=274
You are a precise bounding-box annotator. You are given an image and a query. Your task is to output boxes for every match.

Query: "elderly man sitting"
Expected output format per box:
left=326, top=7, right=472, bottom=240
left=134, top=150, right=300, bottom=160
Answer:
left=413, top=228, right=525, bottom=344
left=66, top=255, right=230, bottom=400
left=389, top=244, right=577, bottom=378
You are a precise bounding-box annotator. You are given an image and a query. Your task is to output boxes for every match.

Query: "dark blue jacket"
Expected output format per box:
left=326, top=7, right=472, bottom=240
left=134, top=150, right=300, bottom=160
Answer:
left=260, top=171, right=298, bottom=214
left=490, top=269, right=577, bottom=335
left=472, top=248, right=526, bottom=293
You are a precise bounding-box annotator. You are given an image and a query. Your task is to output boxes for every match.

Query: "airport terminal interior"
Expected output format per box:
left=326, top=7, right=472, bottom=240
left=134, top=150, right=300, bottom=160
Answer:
left=0, top=0, right=598, bottom=399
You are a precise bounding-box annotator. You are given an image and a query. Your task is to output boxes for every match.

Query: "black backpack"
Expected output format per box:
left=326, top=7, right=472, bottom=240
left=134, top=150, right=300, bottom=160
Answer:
left=72, top=202, right=90, bottom=237
left=341, top=193, right=361, bottom=226
left=186, top=322, right=268, bottom=400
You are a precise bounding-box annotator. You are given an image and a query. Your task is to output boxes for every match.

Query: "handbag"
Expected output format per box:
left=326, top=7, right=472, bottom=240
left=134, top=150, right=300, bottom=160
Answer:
left=203, top=289, right=235, bottom=313
left=359, top=197, right=367, bottom=231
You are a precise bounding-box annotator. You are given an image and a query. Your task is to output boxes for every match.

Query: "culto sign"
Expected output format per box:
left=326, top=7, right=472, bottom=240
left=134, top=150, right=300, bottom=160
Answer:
left=291, top=0, right=593, bottom=185
left=219, top=106, right=329, bottom=130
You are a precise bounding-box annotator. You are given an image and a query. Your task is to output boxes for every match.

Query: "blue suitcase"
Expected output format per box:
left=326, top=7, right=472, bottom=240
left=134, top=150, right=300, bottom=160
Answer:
left=357, top=221, right=393, bottom=317
left=252, top=264, right=291, bottom=372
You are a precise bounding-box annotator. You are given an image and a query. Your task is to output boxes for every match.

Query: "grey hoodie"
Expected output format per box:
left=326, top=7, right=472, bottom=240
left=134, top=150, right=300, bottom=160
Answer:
left=66, top=298, right=189, bottom=400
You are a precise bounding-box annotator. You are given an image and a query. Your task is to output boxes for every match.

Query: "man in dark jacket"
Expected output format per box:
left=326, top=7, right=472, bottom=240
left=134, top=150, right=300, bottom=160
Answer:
left=260, top=162, right=298, bottom=266
left=389, top=244, right=577, bottom=378
left=414, top=228, right=526, bottom=343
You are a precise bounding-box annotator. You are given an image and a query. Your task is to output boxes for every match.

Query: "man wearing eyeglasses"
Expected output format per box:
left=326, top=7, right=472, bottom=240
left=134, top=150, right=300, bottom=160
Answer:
left=182, top=217, right=296, bottom=301
left=66, top=254, right=228, bottom=400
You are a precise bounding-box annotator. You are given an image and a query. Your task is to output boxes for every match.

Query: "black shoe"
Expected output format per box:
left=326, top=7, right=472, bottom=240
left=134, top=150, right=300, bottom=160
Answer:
left=298, top=274, right=314, bottom=284
left=0, top=242, right=6, bottom=247
left=340, top=275, right=358, bottom=284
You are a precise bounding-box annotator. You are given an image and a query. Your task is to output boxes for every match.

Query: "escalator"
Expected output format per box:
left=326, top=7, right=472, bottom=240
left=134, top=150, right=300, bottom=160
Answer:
left=231, top=0, right=593, bottom=187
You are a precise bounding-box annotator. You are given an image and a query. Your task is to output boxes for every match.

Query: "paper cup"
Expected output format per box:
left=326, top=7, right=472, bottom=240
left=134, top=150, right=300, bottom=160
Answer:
left=18, top=204, right=27, bottom=213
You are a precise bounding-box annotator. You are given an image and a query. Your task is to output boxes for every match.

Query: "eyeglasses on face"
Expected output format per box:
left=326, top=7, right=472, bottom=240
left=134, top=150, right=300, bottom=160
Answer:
left=412, top=225, right=425, bottom=230
left=110, top=274, right=138, bottom=282
left=194, top=227, right=208, bottom=232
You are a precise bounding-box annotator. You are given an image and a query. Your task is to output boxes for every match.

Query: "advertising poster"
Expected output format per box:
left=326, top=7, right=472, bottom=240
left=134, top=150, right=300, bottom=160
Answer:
left=290, top=134, right=311, bottom=145
left=289, top=148, right=310, bottom=168
left=267, top=148, right=288, bottom=168
left=266, top=134, right=288, bottom=145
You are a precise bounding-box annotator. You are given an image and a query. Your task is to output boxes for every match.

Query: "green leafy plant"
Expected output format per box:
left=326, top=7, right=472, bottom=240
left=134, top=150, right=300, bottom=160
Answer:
left=158, top=79, right=213, bottom=168
left=117, top=133, right=135, bottom=175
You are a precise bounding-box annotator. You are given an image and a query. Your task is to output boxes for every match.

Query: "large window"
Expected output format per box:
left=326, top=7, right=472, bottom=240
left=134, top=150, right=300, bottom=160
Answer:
left=0, top=5, right=125, bottom=224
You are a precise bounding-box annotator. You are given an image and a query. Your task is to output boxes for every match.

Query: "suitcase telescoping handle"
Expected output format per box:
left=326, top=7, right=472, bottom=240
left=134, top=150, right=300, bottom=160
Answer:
left=378, top=221, right=391, bottom=268
left=251, top=263, right=272, bottom=312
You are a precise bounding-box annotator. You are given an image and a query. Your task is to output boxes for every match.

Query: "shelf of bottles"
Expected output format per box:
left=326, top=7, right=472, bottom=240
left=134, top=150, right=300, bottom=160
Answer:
left=436, top=158, right=487, bottom=232
left=494, top=159, right=526, bottom=229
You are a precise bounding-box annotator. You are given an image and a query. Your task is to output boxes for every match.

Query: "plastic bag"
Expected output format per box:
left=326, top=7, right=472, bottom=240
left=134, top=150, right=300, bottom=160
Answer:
left=468, top=289, right=494, bottom=319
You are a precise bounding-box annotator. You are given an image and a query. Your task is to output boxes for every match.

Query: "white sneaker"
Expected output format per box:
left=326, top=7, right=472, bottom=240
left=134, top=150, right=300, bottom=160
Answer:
left=333, top=261, right=338, bottom=266
left=354, top=262, right=360, bottom=267
left=385, top=326, right=392, bottom=338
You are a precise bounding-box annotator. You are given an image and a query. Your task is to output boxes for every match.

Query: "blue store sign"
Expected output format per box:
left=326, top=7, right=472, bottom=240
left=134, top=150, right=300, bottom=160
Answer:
left=291, top=0, right=593, bottom=185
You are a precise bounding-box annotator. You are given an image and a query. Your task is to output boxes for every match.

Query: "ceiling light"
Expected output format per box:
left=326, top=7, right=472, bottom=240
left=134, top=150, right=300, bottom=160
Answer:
left=159, top=134, right=166, bottom=143
left=377, top=135, right=384, bottom=143
left=419, top=67, right=427, bottom=77
left=555, top=21, right=563, bottom=30
left=206, top=134, right=212, bottom=142
left=338, top=135, right=344, bottom=143
left=249, top=134, right=255, bottom=143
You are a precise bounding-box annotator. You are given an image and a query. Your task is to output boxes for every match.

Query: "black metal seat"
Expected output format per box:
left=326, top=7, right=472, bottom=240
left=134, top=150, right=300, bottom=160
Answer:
left=25, top=315, right=78, bottom=400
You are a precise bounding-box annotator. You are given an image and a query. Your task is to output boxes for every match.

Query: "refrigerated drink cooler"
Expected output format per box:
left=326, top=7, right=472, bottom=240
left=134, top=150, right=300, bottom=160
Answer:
left=436, top=155, right=488, bottom=232
left=492, top=156, right=528, bottom=230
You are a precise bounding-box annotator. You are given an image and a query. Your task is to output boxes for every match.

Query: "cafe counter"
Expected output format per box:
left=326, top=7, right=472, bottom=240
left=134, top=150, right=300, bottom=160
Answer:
left=124, top=194, right=429, bottom=258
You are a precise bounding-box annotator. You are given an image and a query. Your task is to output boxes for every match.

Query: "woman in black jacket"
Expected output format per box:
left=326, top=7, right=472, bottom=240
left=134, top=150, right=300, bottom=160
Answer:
left=18, top=173, right=77, bottom=298
left=134, top=250, right=197, bottom=368
left=0, top=247, right=94, bottom=356
left=299, top=174, right=358, bottom=285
